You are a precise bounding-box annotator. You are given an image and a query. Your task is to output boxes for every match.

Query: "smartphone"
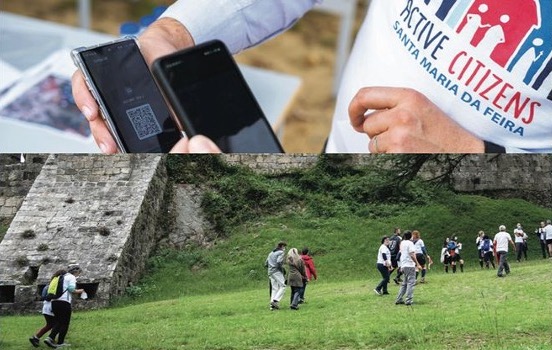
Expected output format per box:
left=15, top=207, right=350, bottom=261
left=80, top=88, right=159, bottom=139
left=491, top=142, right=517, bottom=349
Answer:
left=71, top=37, right=182, bottom=153
left=151, top=40, right=284, bottom=153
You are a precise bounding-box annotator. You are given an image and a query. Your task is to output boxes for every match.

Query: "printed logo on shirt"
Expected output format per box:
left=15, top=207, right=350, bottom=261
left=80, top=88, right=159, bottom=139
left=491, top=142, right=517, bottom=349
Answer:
left=393, top=0, right=552, bottom=142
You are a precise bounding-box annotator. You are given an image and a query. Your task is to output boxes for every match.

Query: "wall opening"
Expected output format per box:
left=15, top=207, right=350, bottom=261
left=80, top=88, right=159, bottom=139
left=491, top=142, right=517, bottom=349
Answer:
left=0, top=285, right=16, bottom=303
left=78, top=283, right=99, bottom=299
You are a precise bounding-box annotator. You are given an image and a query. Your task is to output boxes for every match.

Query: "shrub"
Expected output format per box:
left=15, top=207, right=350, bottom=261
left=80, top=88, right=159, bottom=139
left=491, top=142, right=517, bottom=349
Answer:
left=21, top=229, right=36, bottom=239
left=37, top=243, right=49, bottom=251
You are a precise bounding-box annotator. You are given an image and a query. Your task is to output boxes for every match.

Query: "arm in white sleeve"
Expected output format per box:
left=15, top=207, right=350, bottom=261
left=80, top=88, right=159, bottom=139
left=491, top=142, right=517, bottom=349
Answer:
left=160, top=0, right=321, bottom=54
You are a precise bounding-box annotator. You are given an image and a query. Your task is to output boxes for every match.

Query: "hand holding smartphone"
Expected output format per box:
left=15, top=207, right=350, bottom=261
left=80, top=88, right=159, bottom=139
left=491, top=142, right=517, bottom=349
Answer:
left=71, top=37, right=182, bottom=153
left=152, top=40, right=284, bottom=153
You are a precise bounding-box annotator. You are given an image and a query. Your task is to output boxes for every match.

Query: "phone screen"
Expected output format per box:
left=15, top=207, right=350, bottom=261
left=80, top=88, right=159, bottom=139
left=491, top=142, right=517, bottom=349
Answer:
left=77, top=39, right=181, bottom=152
left=153, top=40, right=283, bottom=153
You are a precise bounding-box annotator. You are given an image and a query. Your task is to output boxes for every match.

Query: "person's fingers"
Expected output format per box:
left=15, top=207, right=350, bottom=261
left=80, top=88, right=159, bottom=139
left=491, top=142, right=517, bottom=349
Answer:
left=89, top=120, right=118, bottom=154
left=72, top=70, right=118, bottom=153
left=169, top=135, right=221, bottom=153
left=71, top=70, right=98, bottom=122
left=188, top=135, right=221, bottom=153
left=169, top=138, right=190, bottom=153
left=348, top=87, right=412, bottom=132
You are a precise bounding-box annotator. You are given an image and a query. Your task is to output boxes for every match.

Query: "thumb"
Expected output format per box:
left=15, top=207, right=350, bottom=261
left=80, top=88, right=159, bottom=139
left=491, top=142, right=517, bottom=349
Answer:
left=188, top=135, right=221, bottom=153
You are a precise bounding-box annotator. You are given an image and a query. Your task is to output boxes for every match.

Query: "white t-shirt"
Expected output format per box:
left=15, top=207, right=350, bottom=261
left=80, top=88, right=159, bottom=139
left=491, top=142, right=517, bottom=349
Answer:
left=55, top=273, right=77, bottom=303
left=413, top=238, right=425, bottom=254
left=377, top=244, right=391, bottom=265
left=326, top=0, right=552, bottom=153
left=399, top=240, right=416, bottom=267
left=494, top=231, right=512, bottom=252
left=42, top=300, right=54, bottom=316
left=545, top=224, right=552, bottom=240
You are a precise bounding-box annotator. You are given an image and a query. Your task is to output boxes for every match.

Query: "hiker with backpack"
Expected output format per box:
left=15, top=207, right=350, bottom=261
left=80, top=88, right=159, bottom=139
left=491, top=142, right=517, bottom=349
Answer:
left=447, top=236, right=464, bottom=273
left=388, top=228, right=402, bottom=285
left=28, top=269, right=66, bottom=348
left=481, top=235, right=495, bottom=269
left=44, top=264, right=85, bottom=348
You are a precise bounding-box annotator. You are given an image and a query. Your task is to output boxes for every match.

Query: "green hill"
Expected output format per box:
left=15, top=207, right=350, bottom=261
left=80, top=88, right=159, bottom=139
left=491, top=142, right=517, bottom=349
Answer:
left=2, top=157, right=551, bottom=349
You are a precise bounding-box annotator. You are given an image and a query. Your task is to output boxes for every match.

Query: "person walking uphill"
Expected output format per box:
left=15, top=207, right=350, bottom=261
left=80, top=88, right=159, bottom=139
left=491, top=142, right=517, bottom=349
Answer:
left=44, top=264, right=85, bottom=348
left=493, top=225, right=515, bottom=278
left=299, top=247, right=317, bottom=303
left=374, top=236, right=392, bottom=295
left=287, top=248, right=307, bottom=310
left=265, top=241, right=287, bottom=311
left=395, top=231, right=422, bottom=306
left=29, top=270, right=66, bottom=347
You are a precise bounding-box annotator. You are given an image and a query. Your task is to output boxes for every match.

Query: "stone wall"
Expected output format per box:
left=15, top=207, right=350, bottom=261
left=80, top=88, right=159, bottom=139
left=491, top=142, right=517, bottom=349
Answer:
left=0, top=155, right=47, bottom=219
left=0, top=154, right=168, bottom=314
left=222, top=154, right=552, bottom=207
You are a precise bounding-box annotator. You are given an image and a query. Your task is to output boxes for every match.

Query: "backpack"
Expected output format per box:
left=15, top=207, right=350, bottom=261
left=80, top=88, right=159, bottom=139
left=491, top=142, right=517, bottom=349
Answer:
left=482, top=239, right=491, bottom=252
left=44, top=274, right=66, bottom=301
left=389, top=236, right=401, bottom=255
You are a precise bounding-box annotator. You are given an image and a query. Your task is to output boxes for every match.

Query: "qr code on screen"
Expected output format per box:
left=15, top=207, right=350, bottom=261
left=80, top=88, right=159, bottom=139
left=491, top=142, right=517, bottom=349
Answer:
left=126, top=104, right=162, bottom=140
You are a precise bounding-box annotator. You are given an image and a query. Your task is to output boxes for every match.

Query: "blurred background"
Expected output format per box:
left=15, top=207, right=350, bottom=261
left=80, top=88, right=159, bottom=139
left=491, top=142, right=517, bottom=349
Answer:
left=1, top=0, right=368, bottom=153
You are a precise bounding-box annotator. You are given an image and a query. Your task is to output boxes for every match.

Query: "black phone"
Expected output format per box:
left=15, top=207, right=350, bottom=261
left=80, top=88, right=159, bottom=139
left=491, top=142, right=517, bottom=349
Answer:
left=151, top=40, right=284, bottom=153
left=71, top=37, right=182, bottom=153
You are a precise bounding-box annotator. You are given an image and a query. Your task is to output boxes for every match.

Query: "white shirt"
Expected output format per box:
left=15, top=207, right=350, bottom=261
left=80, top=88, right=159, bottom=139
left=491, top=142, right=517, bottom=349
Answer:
left=377, top=244, right=391, bottom=265
left=324, top=0, right=552, bottom=153
left=514, top=228, right=527, bottom=243
left=494, top=231, right=513, bottom=252
left=399, top=240, right=416, bottom=268
left=413, top=238, right=425, bottom=255
left=42, top=300, right=54, bottom=316
left=545, top=224, right=552, bottom=240
left=55, top=273, right=77, bottom=303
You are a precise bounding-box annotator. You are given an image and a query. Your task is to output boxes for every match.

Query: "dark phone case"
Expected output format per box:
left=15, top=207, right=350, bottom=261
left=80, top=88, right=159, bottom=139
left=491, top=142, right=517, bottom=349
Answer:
left=151, top=40, right=284, bottom=153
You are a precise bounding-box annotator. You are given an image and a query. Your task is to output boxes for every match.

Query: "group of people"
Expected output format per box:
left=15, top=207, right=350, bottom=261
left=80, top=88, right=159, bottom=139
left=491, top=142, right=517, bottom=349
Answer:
left=441, top=236, right=465, bottom=273
left=374, top=228, right=431, bottom=306
left=29, top=264, right=85, bottom=348
left=474, top=220, right=552, bottom=275
left=373, top=220, right=552, bottom=305
left=265, top=242, right=318, bottom=311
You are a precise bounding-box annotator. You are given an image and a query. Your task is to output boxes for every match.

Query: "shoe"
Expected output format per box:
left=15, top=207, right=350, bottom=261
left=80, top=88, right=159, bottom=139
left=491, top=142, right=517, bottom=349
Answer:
left=29, top=336, right=40, bottom=348
left=382, top=292, right=390, bottom=295
left=395, top=300, right=405, bottom=305
left=299, top=299, right=305, bottom=304
left=405, top=302, right=413, bottom=306
left=393, top=278, right=399, bottom=285
left=497, top=274, right=504, bottom=277
left=373, top=289, right=382, bottom=296
left=420, top=278, right=425, bottom=283
left=44, top=338, right=58, bottom=348
left=290, top=305, right=299, bottom=310
left=270, top=301, right=280, bottom=310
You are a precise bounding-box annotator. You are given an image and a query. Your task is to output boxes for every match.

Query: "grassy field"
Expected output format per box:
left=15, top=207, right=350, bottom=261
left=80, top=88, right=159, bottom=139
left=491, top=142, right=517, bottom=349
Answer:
left=2, top=158, right=551, bottom=349
left=2, top=259, right=551, bottom=350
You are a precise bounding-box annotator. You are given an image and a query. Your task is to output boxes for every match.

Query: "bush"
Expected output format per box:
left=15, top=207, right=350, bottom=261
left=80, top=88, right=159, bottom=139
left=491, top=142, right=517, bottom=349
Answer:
left=21, top=229, right=36, bottom=239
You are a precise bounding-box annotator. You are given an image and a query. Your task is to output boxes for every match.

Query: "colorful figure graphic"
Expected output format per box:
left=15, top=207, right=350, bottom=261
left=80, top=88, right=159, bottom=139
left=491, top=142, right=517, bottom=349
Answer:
left=456, top=0, right=540, bottom=67
left=508, top=8, right=552, bottom=87
left=446, top=0, right=473, bottom=27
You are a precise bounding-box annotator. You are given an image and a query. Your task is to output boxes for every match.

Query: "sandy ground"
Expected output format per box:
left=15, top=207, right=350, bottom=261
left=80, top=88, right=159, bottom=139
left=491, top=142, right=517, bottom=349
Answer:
left=1, top=0, right=367, bottom=152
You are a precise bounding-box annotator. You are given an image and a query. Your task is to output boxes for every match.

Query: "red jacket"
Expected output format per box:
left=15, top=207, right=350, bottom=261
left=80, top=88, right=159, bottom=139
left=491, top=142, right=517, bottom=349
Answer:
left=301, top=254, right=317, bottom=281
